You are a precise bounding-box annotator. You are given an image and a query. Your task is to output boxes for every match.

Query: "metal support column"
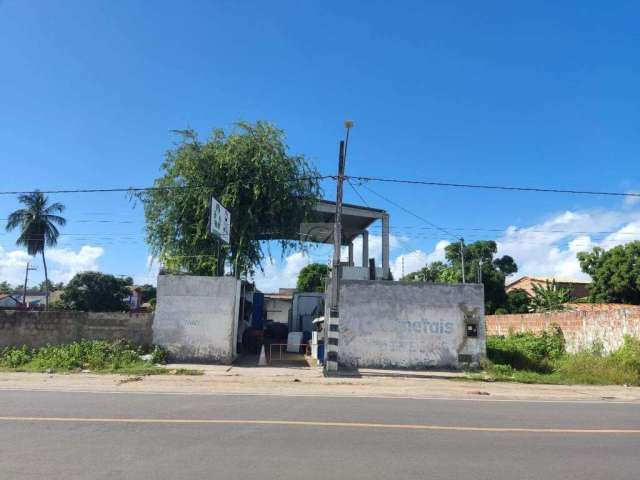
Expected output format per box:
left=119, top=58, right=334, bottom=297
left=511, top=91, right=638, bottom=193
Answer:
left=361, top=230, right=369, bottom=267
left=381, top=213, right=390, bottom=279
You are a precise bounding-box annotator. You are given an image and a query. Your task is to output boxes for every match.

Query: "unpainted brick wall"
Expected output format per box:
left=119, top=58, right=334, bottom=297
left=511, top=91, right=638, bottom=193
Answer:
left=486, top=304, right=640, bottom=353
left=0, top=310, right=153, bottom=349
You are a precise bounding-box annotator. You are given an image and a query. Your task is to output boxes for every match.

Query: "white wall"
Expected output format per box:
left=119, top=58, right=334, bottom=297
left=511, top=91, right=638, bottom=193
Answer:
left=153, top=275, right=241, bottom=363
left=338, top=281, right=485, bottom=368
left=265, top=297, right=291, bottom=324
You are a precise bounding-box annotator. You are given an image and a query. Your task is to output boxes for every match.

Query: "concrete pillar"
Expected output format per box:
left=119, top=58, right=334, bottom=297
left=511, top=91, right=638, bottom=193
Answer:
left=348, top=242, right=354, bottom=266
left=361, top=230, right=369, bottom=267
left=382, top=213, right=390, bottom=279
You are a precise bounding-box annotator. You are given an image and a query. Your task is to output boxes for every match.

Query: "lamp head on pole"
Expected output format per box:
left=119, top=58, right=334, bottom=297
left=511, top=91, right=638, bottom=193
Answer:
left=344, top=120, right=354, bottom=129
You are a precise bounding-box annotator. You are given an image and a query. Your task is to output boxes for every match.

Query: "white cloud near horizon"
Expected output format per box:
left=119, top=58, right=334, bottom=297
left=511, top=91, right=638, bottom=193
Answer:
left=0, top=245, right=104, bottom=286
left=496, top=209, right=640, bottom=281
left=252, top=206, right=640, bottom=290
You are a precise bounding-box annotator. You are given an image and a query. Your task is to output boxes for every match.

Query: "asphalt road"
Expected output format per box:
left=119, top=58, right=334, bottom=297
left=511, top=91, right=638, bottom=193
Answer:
left=1, top=390, right=639, bottom=479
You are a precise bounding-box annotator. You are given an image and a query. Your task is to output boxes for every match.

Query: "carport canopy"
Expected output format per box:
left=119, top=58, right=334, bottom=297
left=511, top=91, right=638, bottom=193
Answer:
left=300, top=200, right=390, bottom=275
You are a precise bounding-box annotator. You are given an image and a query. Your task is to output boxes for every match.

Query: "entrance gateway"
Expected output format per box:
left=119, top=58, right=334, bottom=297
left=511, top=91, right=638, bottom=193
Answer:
left=152, top=199, right=485, bottom=368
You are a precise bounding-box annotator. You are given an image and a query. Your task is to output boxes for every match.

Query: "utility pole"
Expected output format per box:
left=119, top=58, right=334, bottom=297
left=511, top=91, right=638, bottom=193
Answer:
left=460, top=238, right=465, bottom=284
left=22, top=262, right=37, bottom=309
left=326, top=120, right=353, bottom=374
left=477, top=258, right=483, bottom=283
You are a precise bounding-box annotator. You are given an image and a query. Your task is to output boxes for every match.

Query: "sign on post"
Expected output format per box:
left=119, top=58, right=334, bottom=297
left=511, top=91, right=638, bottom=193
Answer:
left=210, top=196, right=230, bottom=243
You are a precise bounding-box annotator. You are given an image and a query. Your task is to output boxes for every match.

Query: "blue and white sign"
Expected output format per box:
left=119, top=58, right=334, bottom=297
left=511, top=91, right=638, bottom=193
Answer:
left=210, top=196, right=230, bottom=243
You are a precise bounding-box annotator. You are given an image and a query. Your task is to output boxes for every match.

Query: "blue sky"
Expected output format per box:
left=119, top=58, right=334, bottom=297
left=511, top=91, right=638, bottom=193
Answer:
left=1, top=0, right=639, bottom=290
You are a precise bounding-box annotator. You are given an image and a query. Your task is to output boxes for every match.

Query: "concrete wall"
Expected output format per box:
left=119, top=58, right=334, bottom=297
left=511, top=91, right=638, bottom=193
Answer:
left=264, top=297, right=291, bottom=324
left=338, top=281, right=485, bottom=369
left=0, top=310, right=152, bottom=349
left=153, top=275, right=241, bottom=363
left=486, top=304, right=640, bottom=353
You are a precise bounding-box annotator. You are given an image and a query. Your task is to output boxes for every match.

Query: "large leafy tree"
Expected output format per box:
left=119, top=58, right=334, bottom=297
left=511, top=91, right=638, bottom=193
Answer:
left=5, top=191, right=66, bottom=309
left=296, top=263, right=329, bottom=292
left=138, top=122, right=321, bottom=278
left=403, top=240, right=517, bottom=314
left=60, top=272, right=132, bottom=312
left=0, top=281, right=13, bottom=294
left=444, top=240, right=517, bottom=313
left=401, top=261, right=448, bottom=282
left=577, top=242, right=640, bottom=303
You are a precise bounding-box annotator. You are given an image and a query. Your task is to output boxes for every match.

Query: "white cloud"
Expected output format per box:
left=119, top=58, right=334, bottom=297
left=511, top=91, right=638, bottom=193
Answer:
left=496, top=209, right=640, bottom=281
left=0, top=245, right=104, bottom=286
left=390, top=240, right=450, bottom=278
left=623, top=192, right=640, bottom=208
left=252, top=251, right=314, bottom=293
left=133, top=255, right=160, bottom=286
left=347, top=233, right=406, bottom=266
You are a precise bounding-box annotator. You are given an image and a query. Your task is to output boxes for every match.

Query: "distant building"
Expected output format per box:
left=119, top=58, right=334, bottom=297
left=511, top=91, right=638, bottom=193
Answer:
left=0, top=291, right=62, bottom=309
left=263, top=288, right=294, bottom=325
left=506, top=276, right=590, bottom=300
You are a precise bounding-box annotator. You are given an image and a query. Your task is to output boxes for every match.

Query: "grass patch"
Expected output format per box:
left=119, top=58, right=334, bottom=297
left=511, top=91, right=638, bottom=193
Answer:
left=0, top=340, right=202, bottom=376
left=479, top=328, right=640, bottom=386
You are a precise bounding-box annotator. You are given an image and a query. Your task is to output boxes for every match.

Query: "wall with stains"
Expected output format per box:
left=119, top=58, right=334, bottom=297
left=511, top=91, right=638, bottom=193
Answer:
left=338, top=281, right=485, bottom=368
left=153, top=274, right=241, bottom=363
left=486, top=304, right=640, bottom=353
left=0, top=311, right=152, bottom=349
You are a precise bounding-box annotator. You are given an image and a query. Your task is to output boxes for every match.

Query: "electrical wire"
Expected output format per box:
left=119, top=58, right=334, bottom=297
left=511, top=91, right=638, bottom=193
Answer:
left=358, top=183, right=459, bottom=241
left=348, top=175, right=640, bottom=198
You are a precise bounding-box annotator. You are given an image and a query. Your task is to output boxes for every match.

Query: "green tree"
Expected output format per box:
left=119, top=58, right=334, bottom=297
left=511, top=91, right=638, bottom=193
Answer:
left=60, top=272, right=131, bottom=312
left=529, top=280, right=570, bottom=312
left=506, top=288, right=531, bottom=314
left=403, top=240, right=517, bottom=314
left=578, top=242, right=640, bottom=303
left=137, top=284, right=157, bottom=303
left=296, top=263, right=329, bottom=292
left=38, top=280, right=64, bottom=292
left=0, top=281, right=13, bottom=294
left=138, top=122, right=321, bottom=278
left=401, top=261, right=447, bottom=282
left=444, top=240, right=517, bottom=314
left=5, top=191, right=66, bottom=309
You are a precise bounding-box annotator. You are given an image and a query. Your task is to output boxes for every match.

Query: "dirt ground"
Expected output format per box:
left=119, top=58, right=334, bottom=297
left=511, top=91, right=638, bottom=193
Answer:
left=1, top=363, right=639, bottom=402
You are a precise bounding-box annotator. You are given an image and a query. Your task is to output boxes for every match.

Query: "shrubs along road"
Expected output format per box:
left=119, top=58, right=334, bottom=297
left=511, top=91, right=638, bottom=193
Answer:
left=0, top=340, right=201, bottom=375
left=483, top=326, right=640, bottom=385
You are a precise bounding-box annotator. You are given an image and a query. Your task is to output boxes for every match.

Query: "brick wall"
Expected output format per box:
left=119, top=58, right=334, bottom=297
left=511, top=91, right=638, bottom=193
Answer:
left=486, top=304, right=640, bottom=353
left=0, top=310, right=153, bottom=349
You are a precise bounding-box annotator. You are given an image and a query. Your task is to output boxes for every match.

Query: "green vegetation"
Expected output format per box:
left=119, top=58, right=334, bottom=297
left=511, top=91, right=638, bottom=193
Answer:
left=481, top=328, right=640, bottom=385
left=5, top=190, right=66, bottom=309
left=138, top=121, right=322, bottom=278
left=59, top=272, right=133, bottom=312
left=296, top=263, right=329, bottom=292
left=578, top=241, right=640, bottom=304
left=528, top=280, right=570, bottom=312
left=402, top=240, right=518, bottom=314
left=0, top=340, right=201, bottom=375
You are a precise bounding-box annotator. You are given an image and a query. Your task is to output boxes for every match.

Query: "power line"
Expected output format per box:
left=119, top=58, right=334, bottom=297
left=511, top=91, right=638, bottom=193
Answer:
left=0, top=175, right=333, bottom=196
left=346, top=178, right=370, bottom=207
left=358, top=183, right=459, bottom=240
left=348, top=175, right=640, bottom=198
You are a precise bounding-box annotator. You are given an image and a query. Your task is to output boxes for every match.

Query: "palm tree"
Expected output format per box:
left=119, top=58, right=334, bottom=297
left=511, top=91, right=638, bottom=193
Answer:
left=6, top=191, right=66, bottom=310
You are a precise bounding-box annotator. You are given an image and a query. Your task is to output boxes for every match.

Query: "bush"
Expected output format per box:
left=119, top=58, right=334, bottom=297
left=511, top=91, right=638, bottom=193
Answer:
left=485, top=332, right=640, bottom=386
left=0, top=341, right=169, bottom=373
left=150, top=345, right=168, bottom=364
left=486, top=325, right=565, bottom=373
left=0, top=346, right=32, bottom=368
